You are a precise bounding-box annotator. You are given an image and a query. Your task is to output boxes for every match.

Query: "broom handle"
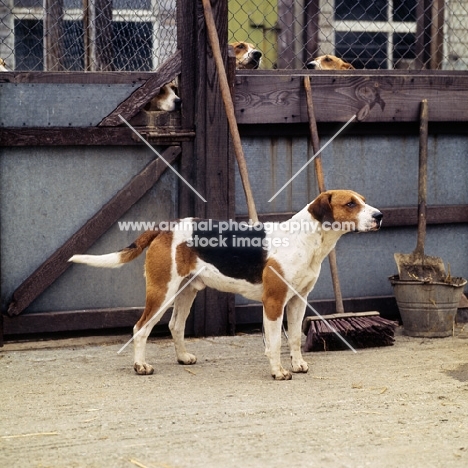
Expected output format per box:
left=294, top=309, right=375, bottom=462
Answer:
left=202, top=0, right=258, bottom=223
left=304, top=76, right=345, bottom=314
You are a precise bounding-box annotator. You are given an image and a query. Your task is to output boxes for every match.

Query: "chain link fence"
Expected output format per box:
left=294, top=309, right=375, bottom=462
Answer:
left=2, top=1, right=467, bottom=72
left=228, top=0, right=468, bottom=70
left=0, top=0, right=177, bottom=71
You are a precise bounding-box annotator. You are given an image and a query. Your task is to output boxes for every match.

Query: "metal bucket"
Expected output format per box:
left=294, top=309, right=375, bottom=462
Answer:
left=389, top=275, right=467, bottom=337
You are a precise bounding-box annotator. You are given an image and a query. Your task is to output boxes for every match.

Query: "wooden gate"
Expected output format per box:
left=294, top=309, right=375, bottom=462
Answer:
left=0, top=0, right=235, bottom=343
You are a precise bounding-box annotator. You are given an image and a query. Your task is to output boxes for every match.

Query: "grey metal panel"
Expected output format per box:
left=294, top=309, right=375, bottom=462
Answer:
left=0, top=83, right=141, bottom=127
left=237, top=135, right=468, bottom=215
left=0, top=146, right=177, bottom=313
left=235, top=134, right=468, bottom=306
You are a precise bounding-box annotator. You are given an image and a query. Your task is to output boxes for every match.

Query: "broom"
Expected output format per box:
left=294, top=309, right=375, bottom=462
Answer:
left=301, top=76, right=397, bottom=352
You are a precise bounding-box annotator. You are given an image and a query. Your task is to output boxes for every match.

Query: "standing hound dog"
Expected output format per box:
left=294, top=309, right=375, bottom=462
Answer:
left=306, top=55, right=355, bottom=70
left=70, top=190, right=382, bottom=380
left=230, top=41, right=262, bottom=69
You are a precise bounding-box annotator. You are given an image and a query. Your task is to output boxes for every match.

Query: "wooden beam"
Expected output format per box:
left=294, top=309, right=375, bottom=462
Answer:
left=238, top=122, right=468, bottom=138
left=382, top=205, right=468, bottom=227
left=98, top=51, right=182, bottom=126
left=6, top=146, right=181, bottom=317
left=0, top=72, right=156, bottom=84
left=3, top=296, right=400, bottom=337
left=0, top=127, right=194, bottom=146
left=234, top=71, right=468, bottom=123
left=3, top=307, right=150, bottom=335
left=236, top=205, right=468, bottom=227
left=189, top=0, right=235, bottom=337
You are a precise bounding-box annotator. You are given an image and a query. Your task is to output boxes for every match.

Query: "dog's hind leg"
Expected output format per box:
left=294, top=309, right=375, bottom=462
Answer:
left=169, top=282, right=199, bottom=365
left=286, top=295, right=309, bottom=373
left=133, top=282, right=181, bottom=375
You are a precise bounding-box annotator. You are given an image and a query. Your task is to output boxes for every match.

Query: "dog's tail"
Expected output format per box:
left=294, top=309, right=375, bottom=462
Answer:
left=69, top=230, right=161, bottom=268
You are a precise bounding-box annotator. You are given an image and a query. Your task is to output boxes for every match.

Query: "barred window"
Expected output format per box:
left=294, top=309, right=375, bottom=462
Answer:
left=228, top=0, right=468, bottom=70
left=2, top=1, right=467, bottom=72
left=0, top=0, right=177, bottom=71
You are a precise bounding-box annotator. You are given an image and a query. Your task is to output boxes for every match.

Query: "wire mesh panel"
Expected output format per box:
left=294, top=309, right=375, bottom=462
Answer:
left=228, top=0, right=468, bottom=70
left=0, top=0, right=177, bottom=71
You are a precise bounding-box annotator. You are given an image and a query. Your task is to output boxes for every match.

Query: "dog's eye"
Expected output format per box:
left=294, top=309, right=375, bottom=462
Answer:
left=237, top=43, right=246, bottom=50
left=324, top=56, right=332, bottom=62
left=346, top=201, right=356, bottom=208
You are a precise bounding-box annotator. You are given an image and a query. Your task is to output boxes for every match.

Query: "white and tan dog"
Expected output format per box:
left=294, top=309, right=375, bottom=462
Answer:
left=230, top=41, right=262, bottom=69
left=70, top=190, right=382, bottom=380
left=145, top=82, right=181, bottom=112
left=306, top=54, right=355, bottom=70
left=0, top=58, right=10, bottom=71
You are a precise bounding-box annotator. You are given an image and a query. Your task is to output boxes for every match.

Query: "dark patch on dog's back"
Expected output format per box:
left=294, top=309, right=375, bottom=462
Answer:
left=191, top=221, right=267, bottom=284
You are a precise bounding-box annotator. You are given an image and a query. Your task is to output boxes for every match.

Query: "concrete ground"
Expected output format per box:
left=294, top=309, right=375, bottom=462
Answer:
left=1, top=325, right=468, bottom=468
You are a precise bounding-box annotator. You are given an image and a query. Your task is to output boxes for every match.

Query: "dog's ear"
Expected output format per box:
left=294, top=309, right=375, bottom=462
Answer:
left=308, top=192, right=333, bottom=223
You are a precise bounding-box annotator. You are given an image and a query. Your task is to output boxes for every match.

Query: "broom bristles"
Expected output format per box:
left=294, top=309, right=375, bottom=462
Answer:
left=303, top=315, right=397, bottom=352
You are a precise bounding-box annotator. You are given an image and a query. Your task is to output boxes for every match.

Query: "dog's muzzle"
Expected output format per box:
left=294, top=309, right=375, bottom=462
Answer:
left=372, top=211, right=383, bottom=229
left=306, top=61, right=319, bottom=70
left=249, top=51, right=262, bottom=69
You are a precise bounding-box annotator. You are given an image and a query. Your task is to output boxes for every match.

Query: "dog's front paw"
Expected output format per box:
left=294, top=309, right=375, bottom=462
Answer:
left=291, top=358, right=309, bottom=373
left=134, top=362, right=154, bottom=375
left=177, top=353, right=197, bottom=365
left=271, top=366, right=292, bottom=380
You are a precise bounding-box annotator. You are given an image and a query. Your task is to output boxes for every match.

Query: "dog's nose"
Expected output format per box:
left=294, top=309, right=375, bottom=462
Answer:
left=252, top=51, right=262, bottom=60
left=306, top=61, right=317, bottom=69
left=372, top=211, right=383, bottom=223
left=174, top=98, right=182, bottom=110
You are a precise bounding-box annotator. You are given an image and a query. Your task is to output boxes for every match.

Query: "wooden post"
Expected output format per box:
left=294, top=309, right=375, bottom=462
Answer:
left=415, top=0, right=444, bottom=70
left=44, top=0, right=64, bottom=71
left=277, top=0, right=296, bottom=69
left=303, top=0, right=320, bottom=63
left=83, top=0, right=114, bottom=71
left=177, top=0, right=235, bottom=336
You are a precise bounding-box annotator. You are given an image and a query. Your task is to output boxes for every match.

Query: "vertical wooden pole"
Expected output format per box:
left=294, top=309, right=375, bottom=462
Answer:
left=303, top=0, right=320, bottom=63
left=44, top=0, right=64, bottom=71
left=277, top=0, right=295, bottom=69
left=83, top=0, right=114, bottom=71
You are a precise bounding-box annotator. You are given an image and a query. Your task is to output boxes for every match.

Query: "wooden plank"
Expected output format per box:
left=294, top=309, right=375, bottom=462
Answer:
left=236, top=205, right=468, bottom=227
left=238, top=122, right=468, bottom=138
left=382, top=205, right=468, bottom=227
left=3, top=296, right=399, bottom=336
left=98, top=51, right=182, bottom=126
left=3, top=308, right=150, bottom=335
left=0, top=127, right=194, bottom=146
left=233, top=71, right=468, bottom=123
left=0, top=72, right=156, bottom=85
left=6, top=146, right=181, bottom=317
